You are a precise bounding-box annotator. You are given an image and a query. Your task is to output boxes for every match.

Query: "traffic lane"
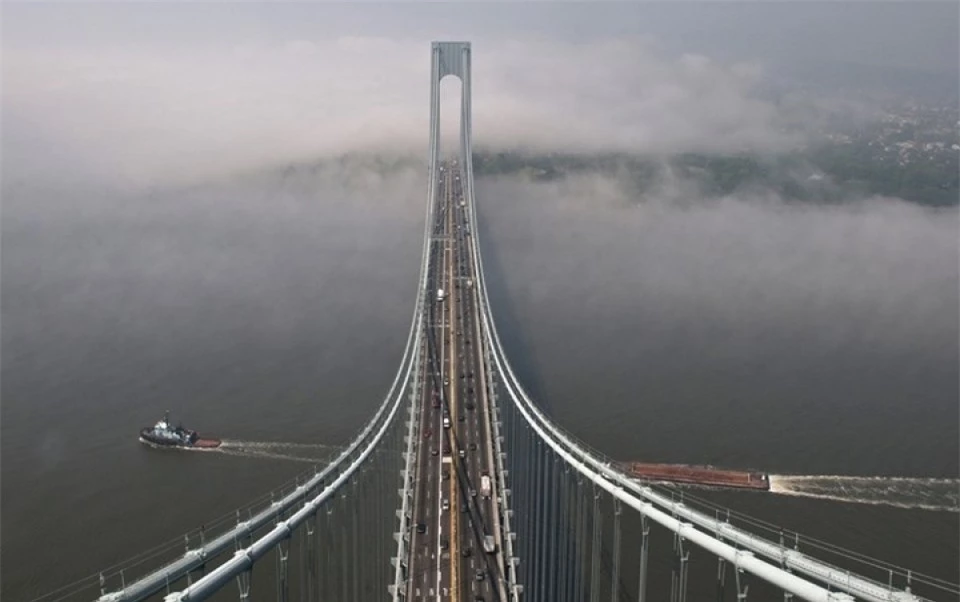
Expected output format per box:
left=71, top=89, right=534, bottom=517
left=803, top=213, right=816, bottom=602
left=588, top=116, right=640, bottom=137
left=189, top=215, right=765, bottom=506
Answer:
left=456, top=254, right=504, bottom=596
left=431, top=220, right=446, bottom=598
left=411, top=170, right=451, bottom=599
left=451, top=175, right=494, bottom=598
left=416, top=326, right=444, bottom=596
left=417, top=307, right=445, bottom=556
left=464, top=354, right=502, bottom=590
left=459, top=495, right=496, bottom=598
left=445, top=170, right=460, bottom=600
left=451, top=302, right=479, bottom=592
left=456, top=366, right=496, bottom=586
left=457, top=256, right=504, bottom=596
left=411, top=339, right=434, bottom=598
left=413, top=356, right=435, bottom=587
left=438, top=176, right=451, bottom=601
left=414, top=415, right=440, bottom=590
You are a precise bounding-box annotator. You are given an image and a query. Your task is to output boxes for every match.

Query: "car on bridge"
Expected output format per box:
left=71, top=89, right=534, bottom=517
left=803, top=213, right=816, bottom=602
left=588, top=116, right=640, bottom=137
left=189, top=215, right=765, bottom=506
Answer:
left=480, top=474, right=491, bottom=497
left=415, top=522, right=426, bottom=534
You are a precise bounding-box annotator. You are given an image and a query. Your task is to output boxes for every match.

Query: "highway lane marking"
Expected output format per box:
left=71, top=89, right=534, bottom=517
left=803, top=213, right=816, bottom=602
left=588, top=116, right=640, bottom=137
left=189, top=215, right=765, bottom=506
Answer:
left=433, top=168, right=450, bottom=602
left=463, top=199, right=509, bottom=602
left=446, top=167, right=460, bottom=602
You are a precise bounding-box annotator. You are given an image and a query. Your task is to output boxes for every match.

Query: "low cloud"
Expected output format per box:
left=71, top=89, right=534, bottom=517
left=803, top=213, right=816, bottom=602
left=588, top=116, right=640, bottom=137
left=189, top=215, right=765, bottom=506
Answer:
left=476, top=171, right=958, bottom=358
left=2, top=157, right=429, bottom=364
left=3, top=35, right=796, bottom=189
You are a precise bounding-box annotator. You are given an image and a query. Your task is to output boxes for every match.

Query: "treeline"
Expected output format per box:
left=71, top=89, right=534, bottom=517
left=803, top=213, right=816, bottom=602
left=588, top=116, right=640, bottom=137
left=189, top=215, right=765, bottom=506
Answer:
left=471, top=149, right=959, bottom=207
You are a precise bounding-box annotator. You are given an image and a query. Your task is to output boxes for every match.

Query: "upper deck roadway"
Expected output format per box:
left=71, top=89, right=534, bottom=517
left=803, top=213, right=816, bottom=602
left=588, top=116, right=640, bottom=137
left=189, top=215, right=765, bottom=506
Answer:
left=407, top=160, right=508, bottom=602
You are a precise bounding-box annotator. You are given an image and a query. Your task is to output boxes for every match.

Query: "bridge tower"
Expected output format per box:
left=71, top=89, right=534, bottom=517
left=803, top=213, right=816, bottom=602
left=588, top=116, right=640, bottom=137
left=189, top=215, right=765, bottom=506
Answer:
left=429, top=42, right=472, bottom=186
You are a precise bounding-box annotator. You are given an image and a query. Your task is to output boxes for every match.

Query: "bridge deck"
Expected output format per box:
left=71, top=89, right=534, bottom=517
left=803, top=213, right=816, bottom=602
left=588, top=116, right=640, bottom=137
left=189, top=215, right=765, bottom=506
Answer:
left=407, top=162, right=506, bottom=602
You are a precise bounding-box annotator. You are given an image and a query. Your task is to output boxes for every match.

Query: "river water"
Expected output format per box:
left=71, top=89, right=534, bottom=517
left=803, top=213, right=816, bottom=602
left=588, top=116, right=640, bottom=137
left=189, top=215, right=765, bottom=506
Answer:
left=2, top=165, right=957, bottom=600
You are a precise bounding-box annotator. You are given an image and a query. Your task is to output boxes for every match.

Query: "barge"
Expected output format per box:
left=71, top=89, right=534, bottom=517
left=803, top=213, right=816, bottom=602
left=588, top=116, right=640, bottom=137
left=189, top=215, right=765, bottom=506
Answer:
left=623, top=462, right=770, bottom=491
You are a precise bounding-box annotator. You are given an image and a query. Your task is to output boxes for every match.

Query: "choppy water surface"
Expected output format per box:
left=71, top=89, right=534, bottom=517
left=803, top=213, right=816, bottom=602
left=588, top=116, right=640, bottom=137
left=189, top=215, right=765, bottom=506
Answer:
left=2, top=170, right=957, bottom=599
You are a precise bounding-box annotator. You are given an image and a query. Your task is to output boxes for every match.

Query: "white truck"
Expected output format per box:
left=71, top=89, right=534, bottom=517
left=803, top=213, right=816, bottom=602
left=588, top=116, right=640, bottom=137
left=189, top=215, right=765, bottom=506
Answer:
left=483, top=535, right=496, bottom=554
left=437, top=288, right=446, bottom=302
left=480, top=474, right=492, bottom=497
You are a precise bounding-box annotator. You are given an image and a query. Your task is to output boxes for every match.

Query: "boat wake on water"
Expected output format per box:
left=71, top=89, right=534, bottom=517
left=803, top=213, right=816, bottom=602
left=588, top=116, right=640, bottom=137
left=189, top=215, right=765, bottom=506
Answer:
left=211, top=440, right=343, bottom=464
left=769, top=475, right=959, bottom=512
left=220, top=440, right=342, bottom=452
left=214, top=447, right=326, bottom=464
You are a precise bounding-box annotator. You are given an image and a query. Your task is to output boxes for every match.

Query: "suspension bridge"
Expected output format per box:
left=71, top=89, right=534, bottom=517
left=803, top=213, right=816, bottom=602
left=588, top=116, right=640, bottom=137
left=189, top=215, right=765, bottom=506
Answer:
left=39, top=41, right=957, bottom=602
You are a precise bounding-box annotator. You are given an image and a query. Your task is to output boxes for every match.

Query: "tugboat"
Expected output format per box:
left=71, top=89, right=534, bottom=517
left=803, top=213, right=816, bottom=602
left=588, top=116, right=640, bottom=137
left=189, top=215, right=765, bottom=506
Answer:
left=139, top=411, right=222, bottom=449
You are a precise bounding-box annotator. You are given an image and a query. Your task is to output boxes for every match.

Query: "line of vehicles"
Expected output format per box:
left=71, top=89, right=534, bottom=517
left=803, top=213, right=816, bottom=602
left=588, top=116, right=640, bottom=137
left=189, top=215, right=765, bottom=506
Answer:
left=438, top=166, right=500, bottom=597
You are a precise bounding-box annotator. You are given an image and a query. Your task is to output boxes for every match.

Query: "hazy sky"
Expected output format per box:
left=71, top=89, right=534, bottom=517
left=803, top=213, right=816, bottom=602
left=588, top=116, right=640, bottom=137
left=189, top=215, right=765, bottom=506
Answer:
left=3, top=2, right=957, bottom=188
left=4, top=2, right=957, bottom=72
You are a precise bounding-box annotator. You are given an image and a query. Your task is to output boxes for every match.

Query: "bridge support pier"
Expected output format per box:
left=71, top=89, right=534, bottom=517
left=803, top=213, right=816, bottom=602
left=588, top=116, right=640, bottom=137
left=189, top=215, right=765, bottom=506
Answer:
left=671, top=532, right=690, bottom=602
left=637, top=514, right=650, bottom=602
left=780, top=531, right=794, bottom=602
left=321, top=504, right=333, bottom=599
left=351, top=478, right=361, bottom=602
left=611, top=497, right=622, bottom=602
left=589, top=487, right=602, bottom=602
left=559, top=466, right=572, bottom=602
left=537, top=441, right=549, bottom=600
left=235, top=569, right=251, bottom=602
left=717, top=555, right=727, bottom=601
left=735, top=567, right=749, bottom=601
left=275, top=535, right=290, bottom=602
left=304, top=512, right=317, bottom=602
left=340, top=493, right=349, bottom=602
left=574, top=475, right=586, bottom=602
left=547, top=452, right=558, bottom=602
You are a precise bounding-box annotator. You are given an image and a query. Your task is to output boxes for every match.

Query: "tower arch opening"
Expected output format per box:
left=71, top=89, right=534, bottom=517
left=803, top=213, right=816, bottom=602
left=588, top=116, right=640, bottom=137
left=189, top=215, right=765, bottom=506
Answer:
left=438, top=75, right=463, bottom=158
left=429, top=42, right=472, bottom=175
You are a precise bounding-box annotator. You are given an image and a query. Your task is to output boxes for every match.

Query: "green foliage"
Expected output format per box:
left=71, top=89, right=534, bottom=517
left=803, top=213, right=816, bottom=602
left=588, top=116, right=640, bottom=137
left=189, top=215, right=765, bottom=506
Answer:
left=471, top=146, right=959, bottom=207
